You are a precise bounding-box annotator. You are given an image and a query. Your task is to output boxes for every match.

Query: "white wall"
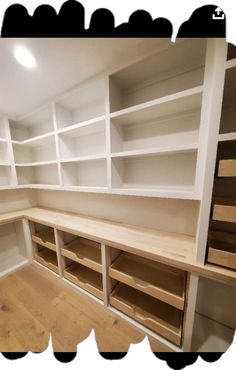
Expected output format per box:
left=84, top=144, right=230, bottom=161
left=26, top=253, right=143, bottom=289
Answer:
left=0, top=189, right=36, bottom=213
left=35, top=189, right=199, bottom=236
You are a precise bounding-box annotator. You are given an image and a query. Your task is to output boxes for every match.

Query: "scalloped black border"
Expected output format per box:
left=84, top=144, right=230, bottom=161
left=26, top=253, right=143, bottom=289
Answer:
left=1, top=1, right=225, bottom=37
left=0, top=0, right=229, bottom=368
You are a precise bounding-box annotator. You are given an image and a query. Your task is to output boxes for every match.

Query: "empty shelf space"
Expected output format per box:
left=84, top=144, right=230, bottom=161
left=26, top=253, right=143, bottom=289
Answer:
left=9, top=107, right=54, bottom=141
left=212, top=201, right=236, bottom=223
left=0, top=141, right=10, bottom=164
left=61, top=159, right=107, bottom=187
left=227, top=43, right=236, bottom=61
left=55, top=78, right=105, bottom=129
left=111, top=152, right=197, bottom=194
left=64, top=262, right=103, bottom=300
left=0, top=166, right=12, bottom=186
left=207, top=230, right=236, bottom=270
left=110, top=282, right=183, bottom=345
left=13, top=135, right=57, bottom=164
left=62, top=237, right=102, bottom=273
left=218, top=159, right=236, bottom=177
left=34, top=247, right=59, bottom=274
left=0, top=117, right=8, bottom=140
left=109, top=252, right=186, bottom=310
left=109, top=38, right=206, bottom=112
left=31, top=227, right=56, bottom=251
left=58, top=120, right=106, bottom=160
left=0, top=221, right=28, bottom=277
left=16, top=164, right=59, bottom=186
left=111, top=109, right=200, bottom=154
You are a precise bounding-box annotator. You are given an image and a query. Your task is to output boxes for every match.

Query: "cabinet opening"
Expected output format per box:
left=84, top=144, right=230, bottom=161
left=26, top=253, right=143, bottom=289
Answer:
left=220, top=67, right=236, bottom=134
left=34, top=245, right=59, bottom=274
left=13, top=136, right=57, bottom=164
left=55, top=78, right=105, bottom=129
left=0, top=221, right=28, bottom=277
left=9, top=107, right=54, bottom=141
left=61, top=159, right=107, bottom=187
left=109, top=38, right=206, bottom=112
left=16, top=163, right=59, bottom=186
left=0, top=166, right=12, bottom=186
left=59, top=120, right=106, bottom=160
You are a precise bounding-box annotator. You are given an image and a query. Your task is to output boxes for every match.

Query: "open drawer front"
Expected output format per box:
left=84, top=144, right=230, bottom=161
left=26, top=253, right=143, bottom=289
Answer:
left=31, top=223, right=56, bottom=252
left=64, top=262, right=103, bottom=300
left=62, top=237, right=102, bottom=273
left=109, top=252, right=186, bottom=310
left=34, top=247, right=59, bottom=274
left=207, top=230, right=236, bottom=270
left=110, top=282, right=183, bottom=346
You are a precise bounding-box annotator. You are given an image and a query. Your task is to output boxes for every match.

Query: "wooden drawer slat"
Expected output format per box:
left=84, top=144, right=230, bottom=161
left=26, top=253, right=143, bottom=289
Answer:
left=32, top=228, right=56, bottom=252
left=64, top=262, right=103, bottom=300
left=35, top=248, right=59, bottom=274
left=208, top=231, right=236, bottom=270
left=61, top=238, right=102, bottom=273
left=110, top=283, right=182, bottom=346
left=218, top=159, right=236, bottom=177
left=109, top=252, right=186, bottom=310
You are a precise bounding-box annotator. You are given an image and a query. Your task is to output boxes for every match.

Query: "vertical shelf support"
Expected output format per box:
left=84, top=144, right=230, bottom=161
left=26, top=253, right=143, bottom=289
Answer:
left=54, top=229, right=65, bottom=278
left=105, top=76, right=112, bottom=189
left=52, top=102, right=62, bottom=186
left=101, top=244, right=111, bottom=307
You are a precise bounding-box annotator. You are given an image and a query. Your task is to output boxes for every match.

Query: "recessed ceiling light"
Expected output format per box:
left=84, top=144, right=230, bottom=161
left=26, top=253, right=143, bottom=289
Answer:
left=14, top=46, right=36, bottom=69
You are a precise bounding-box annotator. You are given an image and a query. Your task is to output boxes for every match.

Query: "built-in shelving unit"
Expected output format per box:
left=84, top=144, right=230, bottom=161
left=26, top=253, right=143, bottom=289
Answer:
left=0, top=38, right=210, bottom=199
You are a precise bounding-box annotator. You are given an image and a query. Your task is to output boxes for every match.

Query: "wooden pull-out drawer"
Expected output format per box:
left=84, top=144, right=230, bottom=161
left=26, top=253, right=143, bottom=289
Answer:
left=218, top=159, right=236, bottom=177
left=64, top=262, right=103, bottom=300
left=109, top=252, right=186, bottom=310
left=110, top=283, right=183, bottom=346
left=62, top=238, right=102, bottom=273
left=32, top=227, right=56, bottom=252
left=35, top=248, right=59, bottom=274
left=208, top=231, right=236, bottom=270
left=213, top=204, right=236, bottom=223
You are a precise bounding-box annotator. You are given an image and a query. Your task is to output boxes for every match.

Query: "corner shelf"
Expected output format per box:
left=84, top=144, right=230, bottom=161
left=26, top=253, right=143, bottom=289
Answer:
left=16, top=163, right=59, bottom=186
left=9, top=106, right=54, bottom=141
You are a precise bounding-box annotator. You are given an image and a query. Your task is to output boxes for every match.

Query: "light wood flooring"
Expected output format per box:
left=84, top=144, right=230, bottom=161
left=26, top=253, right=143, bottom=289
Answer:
left=0, top=263, right=170, bottom=352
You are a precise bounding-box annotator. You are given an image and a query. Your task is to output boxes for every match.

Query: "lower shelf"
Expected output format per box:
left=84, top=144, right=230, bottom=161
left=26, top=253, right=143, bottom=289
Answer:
left=34, top=248, right=59, bottom=274
left=110, top=282, right=183, bottom=346
left=32, top=227, right=56, bottom=252
left=64, top=262, right=103, bottom=300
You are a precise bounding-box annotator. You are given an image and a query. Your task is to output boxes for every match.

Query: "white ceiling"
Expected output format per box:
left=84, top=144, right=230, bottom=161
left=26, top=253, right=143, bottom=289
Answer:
left=0, top=38, right=165, bottom=120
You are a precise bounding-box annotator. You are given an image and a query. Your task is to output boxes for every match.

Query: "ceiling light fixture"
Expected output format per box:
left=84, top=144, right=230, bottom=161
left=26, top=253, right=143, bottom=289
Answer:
left=14, top=46, right=37, bottom=69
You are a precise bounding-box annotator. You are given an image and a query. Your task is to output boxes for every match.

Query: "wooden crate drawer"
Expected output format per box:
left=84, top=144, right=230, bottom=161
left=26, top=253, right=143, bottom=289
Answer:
left=64, top=262, right=103, bottom=300
left=35, top=248, right=59, bottom=274
left=32, top=227, right=56, bottom=252
left=61, top=238, right=102, bottom=273
left=109, top=252, right=186, bottom=310
left=213, top=204, right=236, bottom=223
left=207, top=231, right=236, bottom=270
left=110, top=283, right=183, bottom=346
left=218, top=159, right=236, bottom=177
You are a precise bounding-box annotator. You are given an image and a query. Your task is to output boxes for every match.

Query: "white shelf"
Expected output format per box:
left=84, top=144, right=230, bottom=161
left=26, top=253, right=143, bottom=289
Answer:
left=57, top=116, right=106, bottom=135
left=60, top=154, right=106, bottom=163
left=218, top=132, right=236, bottom=142
left=109, top=38, right=206, bottom=112
left=55, top=78, right=106, bottom=129
left=0, top=141, right=10, bottom=163
left=58, top=119, right=106, bottom=161
left=9, top=106, right=54, bottom=141
left=61, top=158, right=107, bottom=187
left=16, top=163, right=59, bottom=186
left=15, top=160, right=58, bottom=167
left=111, top=152, right=197, bottom=192
left=111, top=143, right=198, bottom=159
left=12, top=131, right=55, bottom=145
left=0, top=138, right=8, bottom=143
left=13, top=135, right=57, bottom=164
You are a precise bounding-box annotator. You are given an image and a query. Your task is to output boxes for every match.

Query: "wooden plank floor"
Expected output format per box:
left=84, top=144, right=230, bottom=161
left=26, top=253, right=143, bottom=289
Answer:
left=0, top=263, right=170, bottom=352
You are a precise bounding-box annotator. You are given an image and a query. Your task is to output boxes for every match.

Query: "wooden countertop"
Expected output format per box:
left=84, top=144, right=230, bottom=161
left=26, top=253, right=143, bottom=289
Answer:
left=0, top=207, right=235, bottom=285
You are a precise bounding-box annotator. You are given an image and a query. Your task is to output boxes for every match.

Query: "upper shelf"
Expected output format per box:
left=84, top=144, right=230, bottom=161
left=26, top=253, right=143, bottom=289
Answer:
left=109, top=38, right=206, bottom=112
left=9, top=106, right=54, bottom=142
left=55, top=78, right=106, bottom=129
